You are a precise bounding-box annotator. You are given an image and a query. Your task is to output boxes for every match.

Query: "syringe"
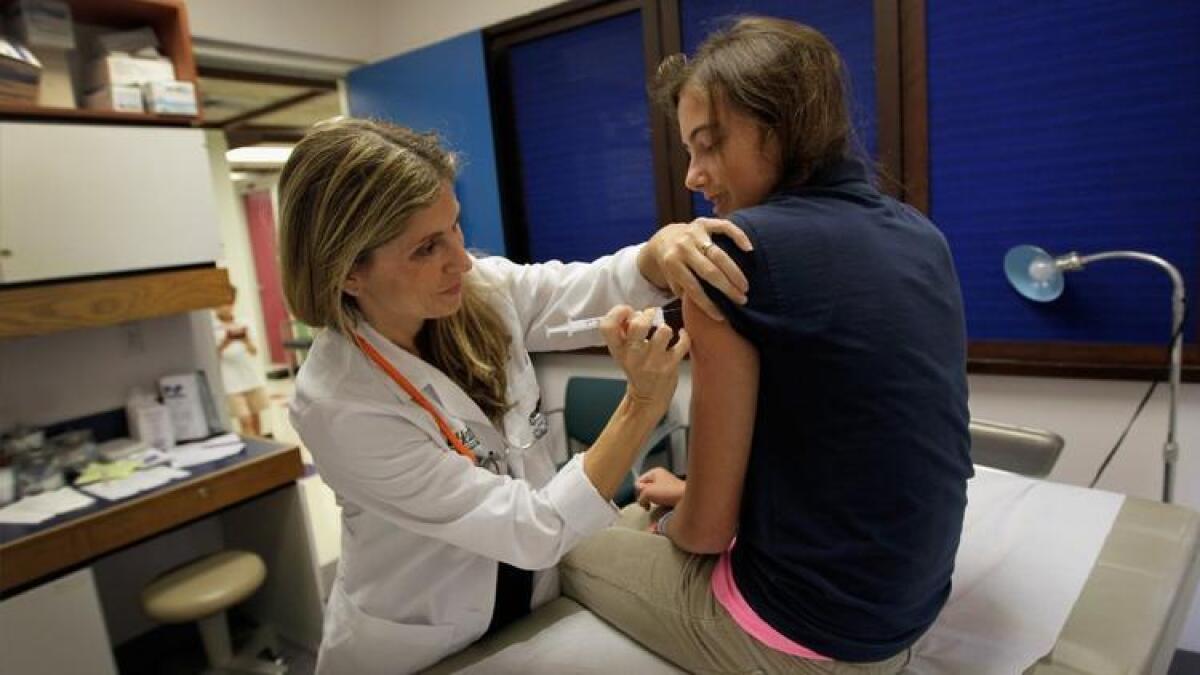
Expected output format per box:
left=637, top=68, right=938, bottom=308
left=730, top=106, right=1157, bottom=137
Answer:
left=545, top=306, right=668, bottom=339
left=545, top=307, right=664, bottom=339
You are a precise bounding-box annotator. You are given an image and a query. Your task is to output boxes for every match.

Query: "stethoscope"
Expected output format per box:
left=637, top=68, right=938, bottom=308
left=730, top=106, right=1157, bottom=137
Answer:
left=354, top=332, right=547, bottom=475
left=477, top=405, right=550, bottom=474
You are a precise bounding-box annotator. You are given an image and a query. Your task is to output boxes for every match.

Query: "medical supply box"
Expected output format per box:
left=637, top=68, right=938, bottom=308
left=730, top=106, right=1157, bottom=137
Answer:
left=84, top=84, right=143, bottom=113
left=142, top=79, right=196, bottom=116
left=85, top=53, right=174, bottom=90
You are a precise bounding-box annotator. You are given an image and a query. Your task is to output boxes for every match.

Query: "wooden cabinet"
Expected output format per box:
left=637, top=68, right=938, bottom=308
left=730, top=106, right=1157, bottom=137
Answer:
left=0, top=1, right=229, bottom=337
left=0, top=267, right=232, bottom=338
left=0, top=569, right=118, bottom=675
left=0, top=0, right=229, bottom=335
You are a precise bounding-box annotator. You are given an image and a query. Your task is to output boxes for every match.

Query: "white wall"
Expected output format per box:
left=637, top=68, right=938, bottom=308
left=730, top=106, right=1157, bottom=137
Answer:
left=0, top=314, right=223, bottom=431
left=187, top=0, right=569, bottom=63
left=968, top=375, right=1199, bottom=503
left=373, top=0, right=567, bottom=58
left=186, top=0, right=381, bottom=63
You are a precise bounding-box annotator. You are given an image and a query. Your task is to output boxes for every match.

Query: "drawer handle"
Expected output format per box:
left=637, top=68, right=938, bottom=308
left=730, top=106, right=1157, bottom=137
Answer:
left=197, top=486, right=210, bottom=499
left=0, top=249, right=11, bottom=257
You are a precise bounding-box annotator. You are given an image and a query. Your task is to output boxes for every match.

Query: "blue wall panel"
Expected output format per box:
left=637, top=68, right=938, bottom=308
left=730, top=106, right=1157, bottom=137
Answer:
left=508, top=10, right=657, bottom=263
left=680, top=0, right=878, bottom=217
left=928, top=1, right=1199, bottom=344
left=347, top=32, right=506, bottom=256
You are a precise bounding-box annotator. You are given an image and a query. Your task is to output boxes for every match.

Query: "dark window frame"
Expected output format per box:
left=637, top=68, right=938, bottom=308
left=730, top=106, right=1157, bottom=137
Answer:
left=488, top=0, right=1197, bottom=380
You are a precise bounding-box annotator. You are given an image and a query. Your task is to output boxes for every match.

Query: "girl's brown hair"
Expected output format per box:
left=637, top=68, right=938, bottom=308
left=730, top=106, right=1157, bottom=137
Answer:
left=654, top=16, right=856, bottom=188
left=278, top=118, right=512, bottom=423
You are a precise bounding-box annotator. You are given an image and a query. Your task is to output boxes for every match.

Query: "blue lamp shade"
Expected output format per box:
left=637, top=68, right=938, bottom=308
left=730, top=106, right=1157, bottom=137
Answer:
left=1004, top=245, right=1064, bottom=302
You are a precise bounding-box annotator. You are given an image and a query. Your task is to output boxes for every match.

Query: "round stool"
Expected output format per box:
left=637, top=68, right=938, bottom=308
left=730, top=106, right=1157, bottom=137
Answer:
left=142, top=550, right=285, bottom=673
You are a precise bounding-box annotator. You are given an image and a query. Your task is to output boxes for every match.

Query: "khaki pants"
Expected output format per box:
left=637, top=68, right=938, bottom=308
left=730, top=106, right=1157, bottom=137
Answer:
left=561, top=505, right=911, bottom=675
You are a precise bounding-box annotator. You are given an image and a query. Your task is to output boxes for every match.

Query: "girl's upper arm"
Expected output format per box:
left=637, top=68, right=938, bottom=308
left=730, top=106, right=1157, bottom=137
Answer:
left=671, top=297, right=759, bottom=553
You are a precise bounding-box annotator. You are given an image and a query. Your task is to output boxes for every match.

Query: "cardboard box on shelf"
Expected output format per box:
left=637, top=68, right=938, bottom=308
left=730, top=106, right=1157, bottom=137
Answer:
left=85, top=53, right=174, bottom=89
left=30, top=46, right=73, bottom=108
left=84, top=84, right=143, bottom=113
left=0, top=38, right=40, bottom=105
left=3, top=0, right=75, bottom=51
left=142, top=79, right=196, bottom=116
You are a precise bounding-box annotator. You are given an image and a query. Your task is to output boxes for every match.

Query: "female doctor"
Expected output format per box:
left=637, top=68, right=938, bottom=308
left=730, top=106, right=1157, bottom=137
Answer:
left=277, top=118, right=752, bottom=674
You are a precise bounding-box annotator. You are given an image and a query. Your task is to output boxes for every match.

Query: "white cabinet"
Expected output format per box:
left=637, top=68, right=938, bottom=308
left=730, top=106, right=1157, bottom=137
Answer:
left=0, top=567, right=119, bottom=675
left=0, top=122, right=222, bottom=284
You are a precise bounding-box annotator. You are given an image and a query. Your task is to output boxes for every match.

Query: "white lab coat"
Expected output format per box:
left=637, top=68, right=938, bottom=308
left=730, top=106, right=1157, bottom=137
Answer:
left=291, top=244, right=671, bottom=675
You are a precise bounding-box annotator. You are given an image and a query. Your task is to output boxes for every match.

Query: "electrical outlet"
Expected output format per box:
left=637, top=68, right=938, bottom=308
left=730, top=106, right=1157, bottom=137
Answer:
left=123, top=323, right=146, bottom=355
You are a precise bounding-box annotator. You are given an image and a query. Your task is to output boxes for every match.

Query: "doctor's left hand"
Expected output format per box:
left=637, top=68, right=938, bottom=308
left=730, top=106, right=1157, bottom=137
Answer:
left=638, top=217, right=753, bottom=322
left=636, top=467, right=686, bottom=509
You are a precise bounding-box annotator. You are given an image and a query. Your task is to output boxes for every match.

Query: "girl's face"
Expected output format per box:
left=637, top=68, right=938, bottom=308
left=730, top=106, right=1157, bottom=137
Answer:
left=677, top=86, right=782, bottom=216
left=343, top=182, right=473, bottom=342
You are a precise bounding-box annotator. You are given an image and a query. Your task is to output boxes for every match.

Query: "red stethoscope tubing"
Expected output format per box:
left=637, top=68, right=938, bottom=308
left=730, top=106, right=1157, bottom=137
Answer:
left=353, top=332, right=479, bottom=464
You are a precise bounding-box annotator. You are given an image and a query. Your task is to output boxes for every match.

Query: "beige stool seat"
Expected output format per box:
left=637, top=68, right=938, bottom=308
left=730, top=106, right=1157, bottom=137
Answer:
left=143, top=551, right=266, bottom=623
left=141, top=550, right=285, bottom=674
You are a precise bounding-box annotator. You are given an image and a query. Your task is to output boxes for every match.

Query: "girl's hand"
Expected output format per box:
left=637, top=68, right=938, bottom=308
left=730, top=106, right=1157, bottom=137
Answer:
left=636, top=467, right=686, bottom=509
left=638, top=217, right=753, bottom=321
left=599, top=306, right=690, bottom=420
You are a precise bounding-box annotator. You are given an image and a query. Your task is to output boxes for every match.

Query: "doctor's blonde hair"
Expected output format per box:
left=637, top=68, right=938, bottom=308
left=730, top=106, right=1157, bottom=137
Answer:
left=278, top=118, right=512, bottom=423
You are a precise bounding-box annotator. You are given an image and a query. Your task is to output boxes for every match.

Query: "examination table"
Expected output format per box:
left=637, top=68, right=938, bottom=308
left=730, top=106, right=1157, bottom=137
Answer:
left=423, top=421, right=1200, bottom=674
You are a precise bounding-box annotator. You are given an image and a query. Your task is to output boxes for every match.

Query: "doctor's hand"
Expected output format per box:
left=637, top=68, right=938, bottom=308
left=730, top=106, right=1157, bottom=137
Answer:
left=638, top=218, right=753, bottom=322
left=636, top=467, right=686, bottom=509
left=600, top=306, right=690, bottom=420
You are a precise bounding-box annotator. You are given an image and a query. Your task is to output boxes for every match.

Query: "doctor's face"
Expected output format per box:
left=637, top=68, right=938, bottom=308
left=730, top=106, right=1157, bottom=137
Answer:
left=678, top=86, right=781, bottom=216
left=344, top=182, right=473, bottom=339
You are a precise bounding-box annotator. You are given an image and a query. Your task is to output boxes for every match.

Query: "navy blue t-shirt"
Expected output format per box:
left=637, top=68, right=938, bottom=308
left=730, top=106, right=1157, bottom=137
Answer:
left=705, top=158, right=972, bottom=662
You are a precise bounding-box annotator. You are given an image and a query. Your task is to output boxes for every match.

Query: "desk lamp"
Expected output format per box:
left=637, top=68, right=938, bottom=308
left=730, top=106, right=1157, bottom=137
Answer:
left=1003, top=245, right=1187, bottom=503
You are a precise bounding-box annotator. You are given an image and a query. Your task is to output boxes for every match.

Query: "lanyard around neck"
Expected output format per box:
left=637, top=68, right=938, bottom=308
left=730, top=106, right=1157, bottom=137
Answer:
left=352, top=332, right=479, bottom=464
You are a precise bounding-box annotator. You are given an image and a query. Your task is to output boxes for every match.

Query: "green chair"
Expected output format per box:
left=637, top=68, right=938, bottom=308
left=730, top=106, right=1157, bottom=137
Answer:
left=550, top=376, right=686, bottom=505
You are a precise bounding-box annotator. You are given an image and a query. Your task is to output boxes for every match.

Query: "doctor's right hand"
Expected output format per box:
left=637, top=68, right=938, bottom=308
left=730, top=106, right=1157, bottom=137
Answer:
left=600, top=306, right=690, bottom=420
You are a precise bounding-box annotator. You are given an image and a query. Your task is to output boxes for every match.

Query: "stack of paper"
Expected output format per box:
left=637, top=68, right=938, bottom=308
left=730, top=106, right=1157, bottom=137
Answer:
left=169, top=433, right=246, bottom=469
left=79, top=466, right=190, bottom=501
left=75, top=459, right=142, bottom=485
left=0, top=487, right=96, bottom=525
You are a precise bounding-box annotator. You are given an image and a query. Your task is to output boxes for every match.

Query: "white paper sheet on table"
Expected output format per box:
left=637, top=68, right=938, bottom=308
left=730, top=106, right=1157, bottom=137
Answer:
left=0, top=486, right=96, bottom=524
left=78, top=465, right=191, bottom=501
left=904, top=467, right=1123, bottom=675
left=168, top=433, right=246, bottom=469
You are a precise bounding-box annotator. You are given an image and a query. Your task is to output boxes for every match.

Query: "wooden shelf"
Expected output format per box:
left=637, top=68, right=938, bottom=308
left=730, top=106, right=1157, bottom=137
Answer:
left=0, top=0, right=201, bottom=125
left=0, top=102, right=196, bottom=125
left=0, top=267, right=233, bottom=339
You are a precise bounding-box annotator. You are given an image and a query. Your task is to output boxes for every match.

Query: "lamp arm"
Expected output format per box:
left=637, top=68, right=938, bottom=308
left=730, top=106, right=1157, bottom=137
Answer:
left=1060, top=250, right=1186, bottom=502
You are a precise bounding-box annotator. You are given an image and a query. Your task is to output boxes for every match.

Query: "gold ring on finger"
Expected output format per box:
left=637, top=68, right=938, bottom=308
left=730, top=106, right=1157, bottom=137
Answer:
left=699, top=240, right=715, bottom=256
